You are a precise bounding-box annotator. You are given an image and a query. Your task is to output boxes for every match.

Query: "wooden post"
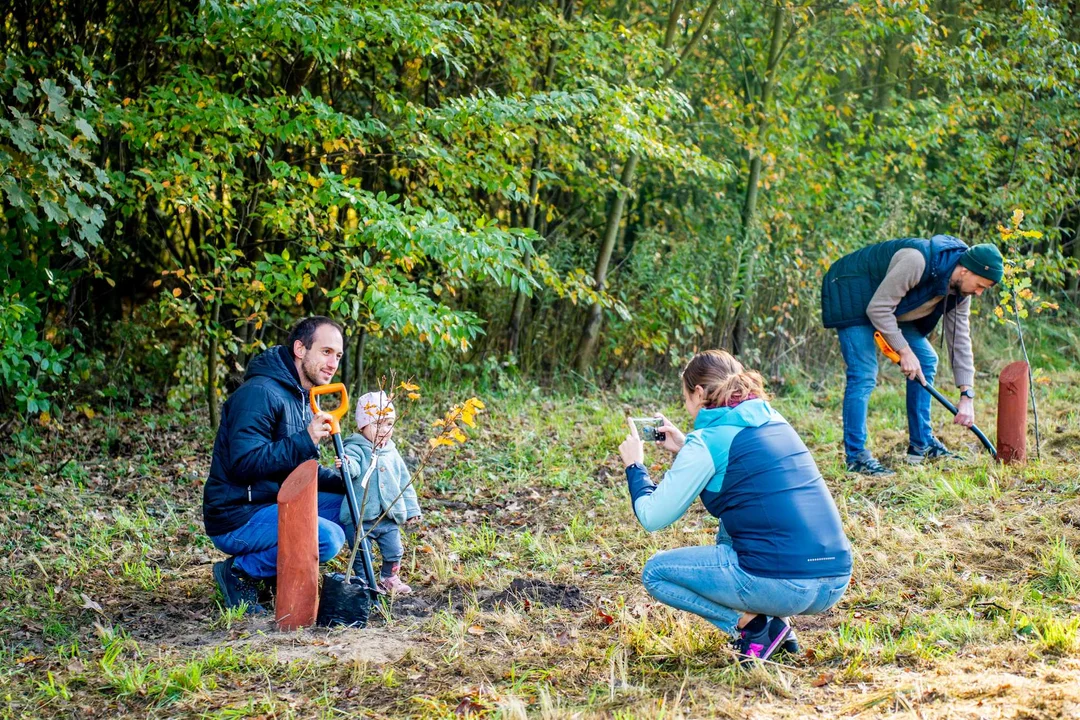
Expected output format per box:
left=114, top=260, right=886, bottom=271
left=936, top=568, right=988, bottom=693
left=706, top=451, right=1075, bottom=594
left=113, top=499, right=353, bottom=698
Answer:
left=997, top=361, right=1029, bottom=464
left=276, top=460, right=320, bottom=630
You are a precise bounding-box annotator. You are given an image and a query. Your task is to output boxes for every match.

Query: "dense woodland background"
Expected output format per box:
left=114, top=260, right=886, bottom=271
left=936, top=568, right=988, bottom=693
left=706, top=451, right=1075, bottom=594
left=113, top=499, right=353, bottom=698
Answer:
left=2, top=0, right=1079, bottom=432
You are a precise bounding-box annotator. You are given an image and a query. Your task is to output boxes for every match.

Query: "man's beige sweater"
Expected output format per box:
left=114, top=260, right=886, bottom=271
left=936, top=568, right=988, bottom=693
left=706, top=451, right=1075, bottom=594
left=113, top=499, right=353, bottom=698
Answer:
left=866, top=248, right=974, bottom=388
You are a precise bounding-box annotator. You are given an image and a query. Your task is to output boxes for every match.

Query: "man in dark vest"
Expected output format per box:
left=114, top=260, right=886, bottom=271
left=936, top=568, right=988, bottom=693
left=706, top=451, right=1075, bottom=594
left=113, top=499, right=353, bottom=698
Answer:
left=203, top=316, right=348, bottom=612
left=821, top=236, right=1003, bottom=475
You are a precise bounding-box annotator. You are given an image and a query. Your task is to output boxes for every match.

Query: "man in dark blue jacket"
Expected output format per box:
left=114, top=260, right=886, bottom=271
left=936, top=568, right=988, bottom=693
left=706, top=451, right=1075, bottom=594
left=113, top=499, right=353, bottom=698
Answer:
left=204, top=316, right=347, bottom=612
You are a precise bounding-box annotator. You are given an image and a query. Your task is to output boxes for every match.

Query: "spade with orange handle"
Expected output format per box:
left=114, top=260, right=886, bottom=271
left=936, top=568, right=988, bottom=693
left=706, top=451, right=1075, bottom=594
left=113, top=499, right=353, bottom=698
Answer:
left=310, top=383, right=380, bottom=592
left=873, top=332, right=997, bottom=458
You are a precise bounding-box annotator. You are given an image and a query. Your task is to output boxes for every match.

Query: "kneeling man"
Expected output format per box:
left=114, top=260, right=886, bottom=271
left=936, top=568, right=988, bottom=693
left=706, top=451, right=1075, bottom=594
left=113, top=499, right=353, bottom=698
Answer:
left=203, top=316, right=348, bottom=612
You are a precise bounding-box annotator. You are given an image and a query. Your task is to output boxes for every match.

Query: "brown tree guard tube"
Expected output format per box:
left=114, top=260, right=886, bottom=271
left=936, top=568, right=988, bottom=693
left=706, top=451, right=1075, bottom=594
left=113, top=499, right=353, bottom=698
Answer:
left=997, top=361, right=1029, bottom=464
left=276, top=459, right=320, bottom=630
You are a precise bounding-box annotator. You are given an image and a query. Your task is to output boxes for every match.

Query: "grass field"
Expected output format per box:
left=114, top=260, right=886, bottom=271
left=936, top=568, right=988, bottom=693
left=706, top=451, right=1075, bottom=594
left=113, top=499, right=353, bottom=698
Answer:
left=2, top=356, right=1079, bottom=718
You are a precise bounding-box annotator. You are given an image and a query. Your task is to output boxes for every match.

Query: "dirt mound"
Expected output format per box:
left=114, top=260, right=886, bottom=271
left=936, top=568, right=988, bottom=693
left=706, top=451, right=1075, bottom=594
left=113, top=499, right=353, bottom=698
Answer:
left=482, top=578, right=587, bottom=611
left=388, top=577, right=588, bottom=618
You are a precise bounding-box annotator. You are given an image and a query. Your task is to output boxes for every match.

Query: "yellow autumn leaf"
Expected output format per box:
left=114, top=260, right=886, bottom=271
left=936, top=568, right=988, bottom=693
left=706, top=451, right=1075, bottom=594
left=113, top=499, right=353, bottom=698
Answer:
left=407, top=392, right=421, bottom=400
left=399, top=381, right=420, bottom=392
left=429, top=437, right=455, bottom=448
left=152, top=279, right=162, bottom=288
left=39, top=412, right=51, bottom=426
left=295, top=292, right=303, bottom=306
left=1011, top=208, right=1024, bottom=228
left=451, top=428, right=467, bottom=443
left=172, top=287, right=182, bottom=297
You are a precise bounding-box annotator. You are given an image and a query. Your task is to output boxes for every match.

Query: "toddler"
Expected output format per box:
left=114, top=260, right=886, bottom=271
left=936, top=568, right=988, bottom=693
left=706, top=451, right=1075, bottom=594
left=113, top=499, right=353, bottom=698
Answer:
left=338, top=391, right=421, bottom=594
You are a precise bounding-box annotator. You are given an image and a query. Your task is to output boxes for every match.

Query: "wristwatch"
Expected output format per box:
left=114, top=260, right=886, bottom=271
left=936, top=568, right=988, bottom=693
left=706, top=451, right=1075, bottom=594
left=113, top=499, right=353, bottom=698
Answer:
left=960, top=389, right=975, bottom=399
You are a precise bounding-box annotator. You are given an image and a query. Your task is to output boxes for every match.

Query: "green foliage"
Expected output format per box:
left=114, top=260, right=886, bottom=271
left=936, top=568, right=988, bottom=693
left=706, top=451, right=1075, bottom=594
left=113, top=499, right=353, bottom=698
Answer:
left=0, top=54, right=112, bottom=258
left=2, top=0, right=1080, bottom=422
left=0, top=289, right=71, bottom=414
left=0, top=54, right=112, bottom=415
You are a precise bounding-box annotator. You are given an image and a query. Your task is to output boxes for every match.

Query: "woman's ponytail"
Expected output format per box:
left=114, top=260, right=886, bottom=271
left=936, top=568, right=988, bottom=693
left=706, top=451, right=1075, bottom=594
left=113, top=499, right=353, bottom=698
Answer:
left=682, top=350, right=768, bottom=409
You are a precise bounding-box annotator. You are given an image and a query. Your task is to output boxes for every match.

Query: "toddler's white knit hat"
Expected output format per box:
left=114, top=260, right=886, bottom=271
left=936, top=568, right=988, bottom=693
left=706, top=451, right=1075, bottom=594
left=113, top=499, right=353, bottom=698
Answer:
left=355, top=391, right=395, bottom=430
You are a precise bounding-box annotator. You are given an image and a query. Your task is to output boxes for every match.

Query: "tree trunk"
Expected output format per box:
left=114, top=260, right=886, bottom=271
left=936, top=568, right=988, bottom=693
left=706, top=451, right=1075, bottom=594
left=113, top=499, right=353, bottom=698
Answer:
left=508, top=144, right=542, bottom=355
left=1068, top=213, right=1080, bottom=295
left=351, top=327, right=367, bottom=399
left=573, top=0, right=720, bottom=373
left=341, top=332, right=351, bottom=393
left=574, top=153, right=639, bottom=373
left=206, top=298, right=222, bottom=431
left=872, top=34, right=902, bottom=123
left=509, top=0, right=570, bottom=354
left=729, top=3, right=786, bottom=354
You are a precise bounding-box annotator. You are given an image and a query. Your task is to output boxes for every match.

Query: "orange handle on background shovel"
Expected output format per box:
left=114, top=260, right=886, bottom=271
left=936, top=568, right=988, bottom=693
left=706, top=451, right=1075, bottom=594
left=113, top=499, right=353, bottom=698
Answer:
left=873, top=331, right=902, bottom=364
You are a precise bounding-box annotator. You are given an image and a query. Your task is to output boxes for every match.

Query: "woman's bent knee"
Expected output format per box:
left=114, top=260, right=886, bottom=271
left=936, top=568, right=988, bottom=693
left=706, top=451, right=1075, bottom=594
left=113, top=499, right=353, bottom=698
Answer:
left=641, top=551, right=677, bottom=596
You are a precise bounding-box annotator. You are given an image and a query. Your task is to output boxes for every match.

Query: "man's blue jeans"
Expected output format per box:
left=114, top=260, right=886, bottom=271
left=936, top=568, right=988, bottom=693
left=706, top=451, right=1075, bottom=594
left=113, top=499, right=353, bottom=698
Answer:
left=209, top=492, right=348, bottom=579
left=837, top=323, right=938, bottom=462
left=641, top=529, right=850, bottom=636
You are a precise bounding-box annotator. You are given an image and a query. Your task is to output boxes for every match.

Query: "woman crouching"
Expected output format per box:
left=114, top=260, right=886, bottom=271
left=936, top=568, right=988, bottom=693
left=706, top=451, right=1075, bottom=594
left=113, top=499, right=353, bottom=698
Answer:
left=619, top=350, right=852, bottom=663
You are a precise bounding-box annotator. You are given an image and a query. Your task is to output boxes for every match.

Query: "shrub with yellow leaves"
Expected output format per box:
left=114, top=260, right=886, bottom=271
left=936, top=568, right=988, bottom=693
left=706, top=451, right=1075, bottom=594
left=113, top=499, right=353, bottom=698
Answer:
left=429, top=397, right=485, bottom=448
left=994, top=209, right=1060, bottom=325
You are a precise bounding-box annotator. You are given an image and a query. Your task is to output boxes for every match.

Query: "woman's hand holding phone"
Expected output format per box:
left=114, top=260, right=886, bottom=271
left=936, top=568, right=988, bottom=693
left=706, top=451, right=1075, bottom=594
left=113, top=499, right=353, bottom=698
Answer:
left=655, top=414, right=685, bottom=454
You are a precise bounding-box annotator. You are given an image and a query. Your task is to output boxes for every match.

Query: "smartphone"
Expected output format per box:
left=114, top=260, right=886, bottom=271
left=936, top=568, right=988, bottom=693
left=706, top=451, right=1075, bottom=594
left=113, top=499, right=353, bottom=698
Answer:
left=628, top=416, right=666, bottom=443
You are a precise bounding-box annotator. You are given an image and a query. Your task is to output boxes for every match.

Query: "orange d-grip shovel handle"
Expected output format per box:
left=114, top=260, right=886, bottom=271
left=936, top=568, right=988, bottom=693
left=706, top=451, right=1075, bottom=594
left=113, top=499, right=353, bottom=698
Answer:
left=309, top=383, right=349, bottom=435
left=873, top=332, right=901, bottom=364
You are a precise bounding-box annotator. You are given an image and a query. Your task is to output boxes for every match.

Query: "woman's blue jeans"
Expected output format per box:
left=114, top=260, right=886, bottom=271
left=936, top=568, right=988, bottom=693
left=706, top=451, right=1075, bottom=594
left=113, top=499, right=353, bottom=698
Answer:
left=209, top=492, right=348, bottom=579
left=641, top=528, right=850, bottom=636
left=836, top=323, right=939, bottom=462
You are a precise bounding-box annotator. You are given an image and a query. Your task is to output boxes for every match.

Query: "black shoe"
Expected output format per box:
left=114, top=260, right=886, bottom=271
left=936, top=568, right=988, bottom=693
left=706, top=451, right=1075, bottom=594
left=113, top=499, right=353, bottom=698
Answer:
left=213, top=557, right=267, bottom=615
left=735, top=615, right=792, bottom=664
left=846, top=455, right=895, bottom=476
left=780, top=627, right=800, bottom=656
left=906, top=436, right=957, bottom=464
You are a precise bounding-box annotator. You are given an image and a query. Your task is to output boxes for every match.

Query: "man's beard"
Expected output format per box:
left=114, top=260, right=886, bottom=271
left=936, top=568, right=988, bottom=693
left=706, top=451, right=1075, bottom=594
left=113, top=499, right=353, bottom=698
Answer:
left=948, top=278, right=973, bottom=297
left=301, top=357, right=325, bottom=387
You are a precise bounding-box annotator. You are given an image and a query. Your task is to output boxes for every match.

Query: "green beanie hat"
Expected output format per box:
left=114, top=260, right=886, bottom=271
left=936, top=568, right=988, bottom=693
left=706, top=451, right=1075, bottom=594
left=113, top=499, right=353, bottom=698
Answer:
left=958, top=243, right=1004, bottom=283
